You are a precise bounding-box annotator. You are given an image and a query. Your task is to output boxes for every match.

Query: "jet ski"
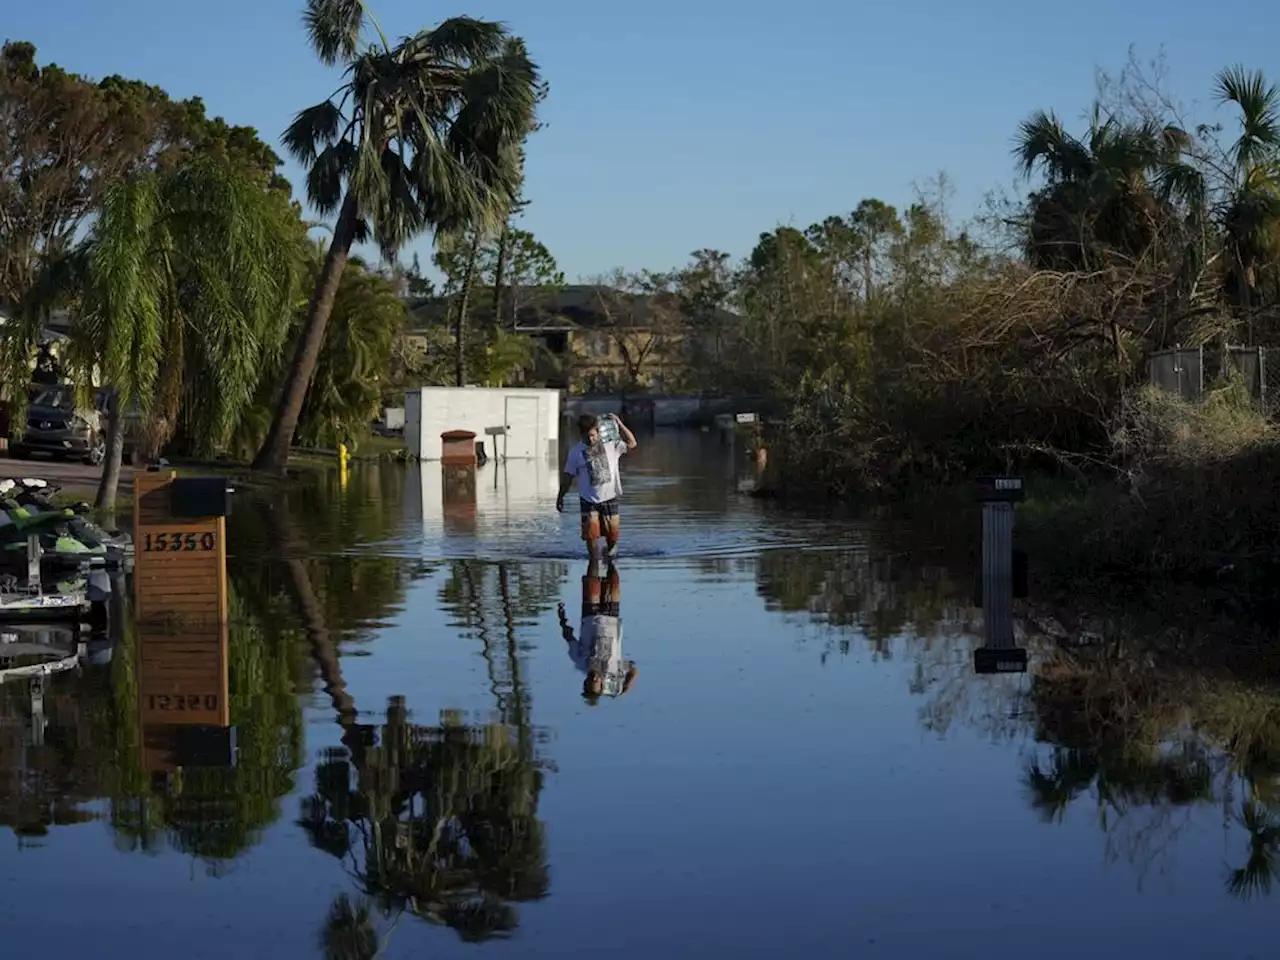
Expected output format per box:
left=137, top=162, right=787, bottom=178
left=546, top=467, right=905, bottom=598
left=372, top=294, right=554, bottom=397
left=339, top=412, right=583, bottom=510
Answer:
left=0, top=623, right=88, bottom=681
left=0, top=568, right=109, bottom=623
left=0, top=479, right=132, bottom=568
left=0, top=504, right=106, bottom=560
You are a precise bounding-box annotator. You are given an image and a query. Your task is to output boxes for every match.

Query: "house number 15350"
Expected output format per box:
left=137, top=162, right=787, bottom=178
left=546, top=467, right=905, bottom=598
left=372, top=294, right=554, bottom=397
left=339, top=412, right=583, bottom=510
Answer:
left=143, top=532, right=216, bottom=552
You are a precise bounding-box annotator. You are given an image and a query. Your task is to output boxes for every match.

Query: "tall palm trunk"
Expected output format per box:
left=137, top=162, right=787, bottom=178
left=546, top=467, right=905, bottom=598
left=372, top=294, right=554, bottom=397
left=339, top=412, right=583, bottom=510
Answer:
left=491, top=223, right=510, bottom=327
left=95, top=391, right=125, bottom=514
left=453, top=230, right=481, bottom=387
left=254, top=192, right=360, bottom=472
left=497, top=564, right=530, bottom=745
left=462, top=562, right=504, bottom=714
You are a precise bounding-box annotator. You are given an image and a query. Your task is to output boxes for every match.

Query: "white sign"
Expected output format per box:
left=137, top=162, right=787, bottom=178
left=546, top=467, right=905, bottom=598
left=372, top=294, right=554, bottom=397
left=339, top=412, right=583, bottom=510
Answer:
left=735, top=412, right=757, bottom=424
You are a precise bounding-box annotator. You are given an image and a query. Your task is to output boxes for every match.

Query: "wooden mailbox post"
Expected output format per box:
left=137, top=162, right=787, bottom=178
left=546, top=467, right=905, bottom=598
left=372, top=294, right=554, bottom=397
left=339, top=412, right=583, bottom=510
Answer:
left=133, top=470, right=230, bottom=625
left=132, top=469, right=236, bottom=772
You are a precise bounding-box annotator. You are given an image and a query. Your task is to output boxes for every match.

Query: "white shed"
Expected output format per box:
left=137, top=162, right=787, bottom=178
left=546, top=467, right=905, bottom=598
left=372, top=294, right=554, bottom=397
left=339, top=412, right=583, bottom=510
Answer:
left=405, top=387, right=561, bottom=461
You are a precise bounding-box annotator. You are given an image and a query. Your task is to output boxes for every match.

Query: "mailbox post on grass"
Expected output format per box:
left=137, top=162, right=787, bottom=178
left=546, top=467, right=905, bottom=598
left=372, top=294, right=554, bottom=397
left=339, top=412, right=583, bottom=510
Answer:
left=973, top=476, right=1028, bottom=675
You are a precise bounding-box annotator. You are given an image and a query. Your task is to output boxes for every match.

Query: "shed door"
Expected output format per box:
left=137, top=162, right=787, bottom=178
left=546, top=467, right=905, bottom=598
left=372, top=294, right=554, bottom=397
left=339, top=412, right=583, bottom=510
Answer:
left=503, top=396, right=540, bottom=459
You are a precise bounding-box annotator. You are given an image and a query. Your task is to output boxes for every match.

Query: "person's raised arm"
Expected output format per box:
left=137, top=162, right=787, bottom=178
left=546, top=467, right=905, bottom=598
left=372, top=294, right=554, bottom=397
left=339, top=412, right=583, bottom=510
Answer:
left=610, top=413, right=637, bottom=451
left=621, top=663, right=639, bottom=695
left=557, top=602, right=576, bottom=643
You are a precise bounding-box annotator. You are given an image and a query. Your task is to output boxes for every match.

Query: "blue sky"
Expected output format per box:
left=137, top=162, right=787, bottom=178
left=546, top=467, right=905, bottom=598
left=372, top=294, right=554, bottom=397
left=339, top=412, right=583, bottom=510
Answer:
left=6, top=0, right=1275, bottom=280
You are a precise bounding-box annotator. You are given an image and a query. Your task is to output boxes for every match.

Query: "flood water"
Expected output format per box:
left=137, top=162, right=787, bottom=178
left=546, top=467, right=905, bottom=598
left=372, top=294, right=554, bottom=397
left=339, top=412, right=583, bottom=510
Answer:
left=3, top=431, right=1280, bottom=958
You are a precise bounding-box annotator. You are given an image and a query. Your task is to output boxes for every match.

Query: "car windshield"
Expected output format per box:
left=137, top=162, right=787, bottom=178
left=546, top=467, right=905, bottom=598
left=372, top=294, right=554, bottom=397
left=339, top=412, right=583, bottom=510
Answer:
left=93, top=390, right=141, bottom=416
left=33, top=386, right=75, bottom=410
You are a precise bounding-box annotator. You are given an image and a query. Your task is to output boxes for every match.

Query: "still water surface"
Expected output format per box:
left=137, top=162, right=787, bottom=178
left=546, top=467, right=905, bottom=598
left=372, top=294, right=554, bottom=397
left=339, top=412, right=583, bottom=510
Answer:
left=2, top=432, right=1279, bottom=958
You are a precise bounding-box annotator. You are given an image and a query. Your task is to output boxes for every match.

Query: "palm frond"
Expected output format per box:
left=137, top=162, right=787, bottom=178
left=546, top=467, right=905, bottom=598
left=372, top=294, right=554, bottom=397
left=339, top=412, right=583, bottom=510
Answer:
left=1154, top=160, right=1207, bottom=217
left=284, top=100, right=346, bottom=165
left=1160, top=123, right=1195, bottom=157
left=307, top=140, right=358, bottom=214
left=293, top=12, right=541, bottom=257
left=371, top=146, right=425, bottom=259
left=1215, top=65, right=1280, bottom=173
left=1013, top=110, right=1091, bottom=182
left=86, top=172, right=165, bottom=408
left=80, top=156, right=303, bottom=457
left=403, top=17, right=508, bottom=63
left=303, top=0, right=367, bottom=67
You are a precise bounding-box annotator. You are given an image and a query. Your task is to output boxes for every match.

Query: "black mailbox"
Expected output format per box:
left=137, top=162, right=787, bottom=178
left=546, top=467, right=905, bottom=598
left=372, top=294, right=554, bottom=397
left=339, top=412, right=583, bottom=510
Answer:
left=173, top=724, right=238, bottom=767
left=973, top=647, right=1028, bottom=674
left=973, top=475, right=1025, bottom=503
left=149, top=725, right=238, bottom=769
left=170, top=476, right=234, bottom=518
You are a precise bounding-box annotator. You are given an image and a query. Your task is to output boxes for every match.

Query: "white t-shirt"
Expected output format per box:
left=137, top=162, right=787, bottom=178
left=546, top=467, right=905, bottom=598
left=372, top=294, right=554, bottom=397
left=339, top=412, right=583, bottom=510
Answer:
left=564, top=439, right=628, bottom=503
left=568, top=614, right=633, bottom=696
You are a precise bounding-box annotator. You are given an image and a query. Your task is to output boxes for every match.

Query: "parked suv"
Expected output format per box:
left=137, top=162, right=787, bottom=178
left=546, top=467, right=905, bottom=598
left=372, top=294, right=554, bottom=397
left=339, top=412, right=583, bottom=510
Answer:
left=10, top=385, right=139, bottom=465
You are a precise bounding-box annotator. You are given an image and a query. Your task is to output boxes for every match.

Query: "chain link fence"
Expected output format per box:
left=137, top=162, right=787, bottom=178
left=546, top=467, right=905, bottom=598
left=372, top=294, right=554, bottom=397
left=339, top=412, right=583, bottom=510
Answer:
left=1147, top=347, right=1203, bottom=401
left=1147, top=345, right=1270, bottom=403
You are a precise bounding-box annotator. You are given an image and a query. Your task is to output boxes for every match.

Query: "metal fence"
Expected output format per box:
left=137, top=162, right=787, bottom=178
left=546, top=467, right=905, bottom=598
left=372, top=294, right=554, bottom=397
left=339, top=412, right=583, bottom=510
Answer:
left=1224, top=345, right=1268, bottom=402
left=1147, top=346, right=1203, bottom=401
left=1147, top=344, right=1273, bottom=403
left=1152, top=343, right=1269, bottom=404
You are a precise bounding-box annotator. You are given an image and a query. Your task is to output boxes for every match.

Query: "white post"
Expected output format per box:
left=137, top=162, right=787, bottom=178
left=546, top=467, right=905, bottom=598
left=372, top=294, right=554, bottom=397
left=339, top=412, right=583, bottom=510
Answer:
left=28, top=674, right=45, bottom=747
left=26, top=534, right=40, bottom=592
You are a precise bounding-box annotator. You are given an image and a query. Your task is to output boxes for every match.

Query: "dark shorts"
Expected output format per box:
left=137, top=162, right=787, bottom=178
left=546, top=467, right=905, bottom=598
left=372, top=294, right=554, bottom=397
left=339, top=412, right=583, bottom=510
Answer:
left=582, top=564, right=621, bottom=615
left=579, top=498, right=620, bottom=543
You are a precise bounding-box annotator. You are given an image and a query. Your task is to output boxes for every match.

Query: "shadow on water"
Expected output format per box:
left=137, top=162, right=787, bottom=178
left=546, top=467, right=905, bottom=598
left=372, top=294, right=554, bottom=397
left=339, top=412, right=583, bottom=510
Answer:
left=6, top=430, right=1280, bottom=955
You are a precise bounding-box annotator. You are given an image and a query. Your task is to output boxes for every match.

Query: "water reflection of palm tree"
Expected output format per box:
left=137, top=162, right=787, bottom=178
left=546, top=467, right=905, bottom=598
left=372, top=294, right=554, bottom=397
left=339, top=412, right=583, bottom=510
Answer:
left=320, top=892, right=398, bottom=960
left=1020, top=644, right=1280, bottom=901
left=1024, top=745, right=1215, bottom=825
left=258, top=496, right=358, bottom=734
left=1228, top=800, right=1280, bottom=900
left=300, top=698, right=549, bottom=941
left=449, top=561, right=533, bottom=729
left=271, top=499, right=550, bottom=941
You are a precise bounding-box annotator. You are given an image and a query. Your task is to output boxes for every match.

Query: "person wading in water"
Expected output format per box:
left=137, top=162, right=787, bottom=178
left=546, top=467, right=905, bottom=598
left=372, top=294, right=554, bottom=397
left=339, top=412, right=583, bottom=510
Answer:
left=556, top=412, right=637, bottom=560
left=558, top=558, right=638, bottom=704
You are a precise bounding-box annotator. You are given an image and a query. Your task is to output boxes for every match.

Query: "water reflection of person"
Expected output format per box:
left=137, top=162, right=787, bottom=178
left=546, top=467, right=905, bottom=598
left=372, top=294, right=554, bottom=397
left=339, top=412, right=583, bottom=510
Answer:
left=557, top=558, right=638, bottom=704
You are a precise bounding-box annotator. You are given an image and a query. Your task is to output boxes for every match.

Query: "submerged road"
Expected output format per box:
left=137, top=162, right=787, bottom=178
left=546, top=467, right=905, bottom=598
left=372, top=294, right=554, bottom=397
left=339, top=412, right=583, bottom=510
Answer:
left=0, top=454, right=130, bottom=498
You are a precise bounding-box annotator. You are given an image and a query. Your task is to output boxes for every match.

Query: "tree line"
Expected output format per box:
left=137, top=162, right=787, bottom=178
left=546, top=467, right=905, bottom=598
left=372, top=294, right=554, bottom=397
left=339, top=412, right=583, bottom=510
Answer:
left=9, top=19, right=1278, bottom=510
left=556, top=54, right=1280, bottom=501
left=0, top=0, right=545, bottom=508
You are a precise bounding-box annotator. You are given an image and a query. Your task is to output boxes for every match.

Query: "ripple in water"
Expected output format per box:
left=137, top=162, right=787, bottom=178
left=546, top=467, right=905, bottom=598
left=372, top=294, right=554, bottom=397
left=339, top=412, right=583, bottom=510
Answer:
left=270, top=448, right=887, bottom=564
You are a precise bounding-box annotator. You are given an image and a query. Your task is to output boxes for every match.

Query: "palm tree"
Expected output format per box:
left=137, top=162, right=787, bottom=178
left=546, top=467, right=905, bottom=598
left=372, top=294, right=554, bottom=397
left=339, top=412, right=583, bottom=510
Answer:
left=253, top=0, right=541, bottom=472
left=230, top=247, right=405, bottom=459
left=1013, top=105, right=1191, bottom=272
left=73, top=157, right=301, bottom=510
left=295, top=250, right=404, bottom=448
left=1209, top=67, right=1280, bottom=323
